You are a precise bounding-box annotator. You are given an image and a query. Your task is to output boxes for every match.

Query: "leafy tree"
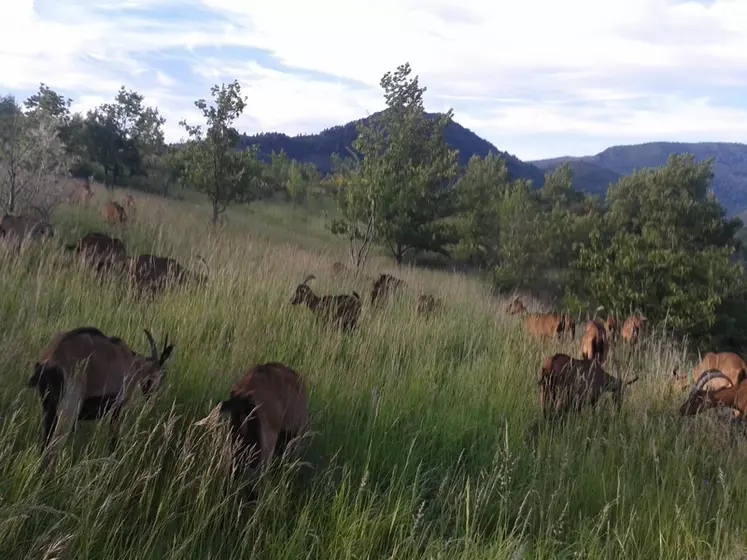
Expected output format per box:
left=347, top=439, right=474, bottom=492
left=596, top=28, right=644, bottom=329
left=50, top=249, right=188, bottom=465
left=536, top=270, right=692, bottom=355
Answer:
left=0, top=95, right=70, bottom=218
left=176, top=80, right=267, bottom=224
left=84, top=86, right=165, bottom=187
left=349, top=62, right=459, bottom=264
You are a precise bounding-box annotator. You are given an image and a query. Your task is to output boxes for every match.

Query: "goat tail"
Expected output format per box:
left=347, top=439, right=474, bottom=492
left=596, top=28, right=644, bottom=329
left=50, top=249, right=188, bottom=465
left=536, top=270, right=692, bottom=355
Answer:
left=29, top=362, right=64, bottom=388
left=29, top=362, right=44, bottom=387
left=352, top=291, right=361, bottom=300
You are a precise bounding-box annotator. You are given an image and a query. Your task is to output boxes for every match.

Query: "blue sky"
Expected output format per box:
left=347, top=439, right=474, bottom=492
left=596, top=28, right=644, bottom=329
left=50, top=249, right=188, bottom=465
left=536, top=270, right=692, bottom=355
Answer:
left=1, top=0, right=746, bottom=161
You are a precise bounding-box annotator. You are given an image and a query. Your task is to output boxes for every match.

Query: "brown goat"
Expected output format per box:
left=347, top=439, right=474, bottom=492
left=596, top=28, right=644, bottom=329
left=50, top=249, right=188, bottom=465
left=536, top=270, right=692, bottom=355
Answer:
left=525, top=312, right=576, bottom=340
left=370, top=273, right=404, bottom=307
left=128, top=254, right=209, bottom=293
left=538, top=353, right=639, bottom=421
left=69, top=177, right=93, bottom=206
left=0, top=215, right=54, bottom=248
left=290, top=274, right=361, bottom=331
left=679, top=370, right=747, bottom=418
left=604, top=314, right=618, bottom=341
left=505, top=297, right=527, bottom=315
left=102, top=202, right=127, bottom=225
left=621, top=313, right=646, bottom=345
left=29, top=326, right=174, bottom=463
left=581, top=320, right=608, bottom=364
left=65, top=232, right=127, bottom=274
left=672, top=352, right=747, bottom=393
left=196, top=362, right=309, bottom=473
left=416, top=293, right=440, bottom=316
left=124, top=195, right=136, bottom=215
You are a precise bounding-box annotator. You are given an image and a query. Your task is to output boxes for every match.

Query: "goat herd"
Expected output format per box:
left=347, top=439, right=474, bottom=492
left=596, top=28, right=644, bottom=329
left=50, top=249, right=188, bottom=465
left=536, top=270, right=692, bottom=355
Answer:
left=2, top=197, right=746, bottom=496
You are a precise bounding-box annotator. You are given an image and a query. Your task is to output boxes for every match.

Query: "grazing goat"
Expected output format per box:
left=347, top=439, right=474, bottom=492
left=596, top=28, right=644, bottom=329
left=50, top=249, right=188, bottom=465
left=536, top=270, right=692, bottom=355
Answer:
left=672, top=352, right=747, bottom=392
left=128, top=254, right=209, bottom=293
left=195, top=362, right=309, bottom=473
left=604, top=314, right=618, bottom=341
left=331, top=261, right=347, bottom=277
left=581, top=320, right=608, bottom=364
left=679, top=370, right=747, bottom=418
left=525, top=312, right=575, bottom=340
left=102, top=202, right=127, bottom=225
left=290, top=274, right=361, bottom=331
left=124, top=195, right=136, bottom=215
left=65, top=232, right=127, bottom=274
left=538, top=353, right=639, bottom=421
left=505, top=297, right=527, bottom=315
left=69, top=177, right=93, bottom=206
left=370, top=273, right=404, bottom=307
left=416, top=293, right=440, bottom=316
left=0, top=215, right=54, bottom=246
left=29, top=327, right=174, bottom=463
left=621, top=313, right=646, bottom=345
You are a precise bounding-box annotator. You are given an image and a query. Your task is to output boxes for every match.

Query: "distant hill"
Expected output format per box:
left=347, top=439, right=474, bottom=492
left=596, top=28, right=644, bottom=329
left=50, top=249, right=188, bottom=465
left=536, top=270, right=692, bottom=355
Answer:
left=532, top=142, right=747, bottom=215
left=239, top=112, right=547, bottom=187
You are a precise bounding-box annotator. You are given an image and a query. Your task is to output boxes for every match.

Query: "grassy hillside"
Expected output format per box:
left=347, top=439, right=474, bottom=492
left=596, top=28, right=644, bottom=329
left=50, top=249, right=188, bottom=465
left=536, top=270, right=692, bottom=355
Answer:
left=532, top=142, right=747, bottom=214
left=1, top=187, right=746, bottom=559
left=239, top=112, right=547, bottom=187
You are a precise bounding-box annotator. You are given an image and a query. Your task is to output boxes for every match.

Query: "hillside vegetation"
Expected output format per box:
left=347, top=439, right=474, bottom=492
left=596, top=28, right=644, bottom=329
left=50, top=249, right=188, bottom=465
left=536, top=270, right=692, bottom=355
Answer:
left=1, top=186, right=746, bottom=559
left=532, top=142, right=747, bottom=215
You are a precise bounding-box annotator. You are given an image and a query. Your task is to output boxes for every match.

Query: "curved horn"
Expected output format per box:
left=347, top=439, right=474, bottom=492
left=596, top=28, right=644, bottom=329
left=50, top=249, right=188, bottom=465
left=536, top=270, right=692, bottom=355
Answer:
left=143, top=329, right=158, bottom=361
left=682, top=369, right=733, bottom=407
left=301, top=274, right=316, bottom=285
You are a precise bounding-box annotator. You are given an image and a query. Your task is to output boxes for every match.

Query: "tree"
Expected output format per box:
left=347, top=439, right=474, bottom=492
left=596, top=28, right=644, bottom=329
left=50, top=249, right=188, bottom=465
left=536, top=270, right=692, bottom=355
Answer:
left=84, top=86, right=165, bottom=188
left=0, top=95, right=70, bottom=218
left=176, top=80, right=267, bottom=224
left=347, top=62, right=459, bottom=264
left=569, top=155, right=747, bottom=349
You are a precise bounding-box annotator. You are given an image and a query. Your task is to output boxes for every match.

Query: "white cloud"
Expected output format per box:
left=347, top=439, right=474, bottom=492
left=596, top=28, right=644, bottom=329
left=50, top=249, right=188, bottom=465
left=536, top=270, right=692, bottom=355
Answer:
left=0, top=0, right=746, bottom=159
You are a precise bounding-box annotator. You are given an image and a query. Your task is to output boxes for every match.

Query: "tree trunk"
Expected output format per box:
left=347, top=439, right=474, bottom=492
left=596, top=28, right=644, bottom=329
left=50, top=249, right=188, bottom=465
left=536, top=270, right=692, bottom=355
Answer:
left=212, top=201, right=220, bottom=225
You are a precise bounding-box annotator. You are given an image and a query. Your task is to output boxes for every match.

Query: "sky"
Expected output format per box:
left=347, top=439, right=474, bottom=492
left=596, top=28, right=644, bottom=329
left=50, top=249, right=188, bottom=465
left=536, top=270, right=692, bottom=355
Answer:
left=1, top=0, right=746, bottom=161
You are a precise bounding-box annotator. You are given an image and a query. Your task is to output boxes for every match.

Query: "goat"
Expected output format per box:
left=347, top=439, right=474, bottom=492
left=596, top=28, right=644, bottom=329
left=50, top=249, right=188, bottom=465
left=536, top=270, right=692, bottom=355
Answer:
left=679, top=370, right=747, bottom=418
left=370, top=273, right=404, bottom=307
left=68, top=177, right=93, bottom=206
left=525, top=312, right=575, bottom=340
left=290, top=274, right=361, bottom=331
left=65, top=232, right=127, bottom=274
left=580, top=320, right=608, bottom=364
left=29, top=326, right=174, bottom=463
left=416, top=293, right=440, bottom=316
left=102, top=202, right=127, bottom=225
left=604, top=313, right=618, bottom=341
left=538, top=353, right=639, bottom=421
left=124, top=195, right=136, bottom=215
left=505, top=297, right=527, bottom=315
left=195, top=362, right=309, bottom=473
left=672, top=352, right=747, bottom=393
left=621, top=312, right=646, bottom=345
left=128, top=254, right=209, bottom=293
left=0, top=215, right=54, bottom=248
left=331, top=261, right=347, bottom=277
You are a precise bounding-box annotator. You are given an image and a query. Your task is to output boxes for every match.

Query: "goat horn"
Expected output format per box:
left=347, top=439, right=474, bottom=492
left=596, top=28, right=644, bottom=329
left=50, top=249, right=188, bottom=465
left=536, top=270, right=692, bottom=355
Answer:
left=301, top=274, right=316, bottom=285
left=143, top=329, right=158, bottom=361
left=682, top=369, right=733, bottom=408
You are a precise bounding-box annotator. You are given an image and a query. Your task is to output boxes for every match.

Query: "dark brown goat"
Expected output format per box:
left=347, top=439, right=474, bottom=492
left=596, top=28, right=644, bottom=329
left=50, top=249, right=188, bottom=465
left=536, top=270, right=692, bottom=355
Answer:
left=416, top=293, right=440, bottom=316
left=538, top=353, right=639, bottom=421
left=290, top=274, right=361, bottom=331
left=370, top=273, right=404, bottom=307
left=65, top=232, right=127, bottom=274
left=196, top=362, right=309, bottom=473
left=128, top=254, right=209, bottom=293
left=0, top=215, right=54, bottom=249
left=29, top=326, right=174, bottom=464
left=679, top=370, right=747, bottom=418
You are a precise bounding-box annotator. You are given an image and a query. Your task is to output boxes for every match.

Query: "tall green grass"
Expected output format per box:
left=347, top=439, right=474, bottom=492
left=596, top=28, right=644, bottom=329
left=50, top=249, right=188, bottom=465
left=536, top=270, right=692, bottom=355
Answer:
left=0, top=187, right=745, bottom=559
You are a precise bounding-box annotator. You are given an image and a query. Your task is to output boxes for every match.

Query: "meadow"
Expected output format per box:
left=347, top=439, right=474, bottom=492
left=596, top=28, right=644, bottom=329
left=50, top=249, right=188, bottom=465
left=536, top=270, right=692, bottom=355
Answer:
left=0, top=186, right=746, bottom=560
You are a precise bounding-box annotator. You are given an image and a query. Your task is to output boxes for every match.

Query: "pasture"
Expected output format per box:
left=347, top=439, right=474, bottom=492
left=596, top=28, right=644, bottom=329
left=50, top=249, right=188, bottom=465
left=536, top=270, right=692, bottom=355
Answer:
left=0, top=186, right=746, bottom=559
